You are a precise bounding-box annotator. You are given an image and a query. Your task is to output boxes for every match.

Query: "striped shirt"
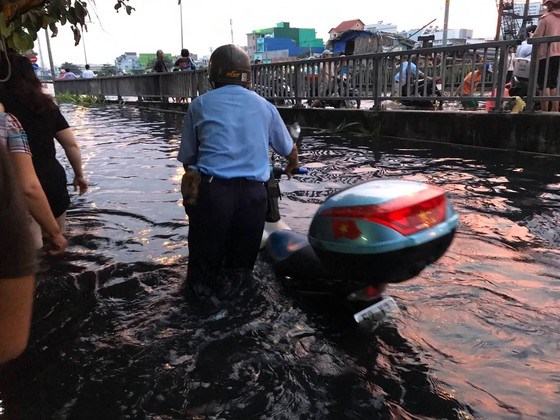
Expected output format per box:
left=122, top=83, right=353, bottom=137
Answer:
left=0, top=112, right=31, bottom=155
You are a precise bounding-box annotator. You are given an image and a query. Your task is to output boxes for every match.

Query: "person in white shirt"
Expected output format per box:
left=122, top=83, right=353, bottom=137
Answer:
left=516, top=25, right=537, bottom=59
left=81, top=64, right=95, bottom=79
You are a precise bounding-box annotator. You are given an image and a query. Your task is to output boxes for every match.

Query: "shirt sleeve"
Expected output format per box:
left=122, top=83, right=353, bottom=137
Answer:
left=55, top=108, right=70, bottom=132
left=177, top=104, right=199, bottom=166
left=268, top=107, right=294, bottom=157
left=5, top=113, right=31, bottom=155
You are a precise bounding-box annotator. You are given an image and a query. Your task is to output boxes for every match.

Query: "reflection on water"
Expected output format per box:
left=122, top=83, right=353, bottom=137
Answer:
left=1, top=104, right=559, bottom=419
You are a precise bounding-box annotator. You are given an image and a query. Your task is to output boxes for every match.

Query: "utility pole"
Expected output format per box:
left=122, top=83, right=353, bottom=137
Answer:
left=180, top=2, right=184, bottom=49
left=230, top=18, right=234, bottom=44
left=442, top=0, right=450, bottom=47
left=82, top=30, right=88, bottom=65
left=44, top=28, right=56, bottom=81
left=37, top=31, right=45, bottom=69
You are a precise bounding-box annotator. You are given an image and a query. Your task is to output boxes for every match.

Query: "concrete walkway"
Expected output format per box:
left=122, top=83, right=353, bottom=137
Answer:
left=278, top=105, right=560, bottom=156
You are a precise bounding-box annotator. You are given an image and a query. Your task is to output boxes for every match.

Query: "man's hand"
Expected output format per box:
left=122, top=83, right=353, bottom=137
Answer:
left=181, top=169, right=201, bottom=206
left=73, top=176, right=88, bottom=195
left=48, top=233, right=68, bottom=256
left=284, top=144, right=299, bottom=179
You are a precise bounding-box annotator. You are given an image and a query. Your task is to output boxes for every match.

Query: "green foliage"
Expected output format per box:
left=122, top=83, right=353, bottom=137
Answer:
left=97, top=64, right=117, bottom=77
left=55, top=91, right=103, bottom=104
left=0, top=0, right=137, bottom=53
left=59, top=61, right=81, bottom=75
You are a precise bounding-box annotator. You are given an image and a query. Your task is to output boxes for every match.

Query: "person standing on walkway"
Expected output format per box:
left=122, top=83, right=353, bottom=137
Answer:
left=533, top=0, right=560, bottom=112
left=153, top=50, right=168, bottom=73
left=516, top=25, right=537, bottom=58
left=174, top=49, right=196, bottom=71
left=177, top=44, right=299, bottom=308
left=506, top=45, right=516, bottom=83
left=60, top=68, right=77, bottom=80
left=82, top=64, right=95, bottom=79
left=0, top=53, right=88, bottom=244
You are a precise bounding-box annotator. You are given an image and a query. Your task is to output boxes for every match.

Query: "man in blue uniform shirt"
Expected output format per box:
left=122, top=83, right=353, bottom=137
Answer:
left=177, top=44, right=299, bottom=306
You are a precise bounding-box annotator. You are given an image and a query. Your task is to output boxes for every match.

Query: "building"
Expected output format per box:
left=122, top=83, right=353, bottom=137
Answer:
left=365, top=21, right=398, bottom=34
left=328, top=30, right=381, bottom=55
left=512, top=1, right=542, bottom=29
left=247, top=22, right=324, bottom=62
left=499, top=0, right=543, bottom=39
left=399, top=27, right=474, bottom=47
left=115, top=52, right=143, bottom=73
left=329, top=19, right=365, bottom=40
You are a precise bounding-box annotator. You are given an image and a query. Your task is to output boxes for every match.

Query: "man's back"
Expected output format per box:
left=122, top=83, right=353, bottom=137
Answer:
left=180, top=85, right=292, bottom=182
left=82, top=70, right=95, bottom=78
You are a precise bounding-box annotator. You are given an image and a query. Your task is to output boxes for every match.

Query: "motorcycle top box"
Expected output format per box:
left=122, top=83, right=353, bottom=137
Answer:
left=307, top=179, right=458, bottom=285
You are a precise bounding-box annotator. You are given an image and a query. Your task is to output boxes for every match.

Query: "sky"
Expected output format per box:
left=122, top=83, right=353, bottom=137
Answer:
left=38, top=0, right=500, bottom=67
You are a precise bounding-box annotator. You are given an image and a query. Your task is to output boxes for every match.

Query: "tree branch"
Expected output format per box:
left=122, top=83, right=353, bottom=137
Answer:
left=1, top=0, right=46, bottom=22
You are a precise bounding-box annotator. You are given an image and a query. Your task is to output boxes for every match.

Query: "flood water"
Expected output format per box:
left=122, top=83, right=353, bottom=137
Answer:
left=1, top=104, right=559, bottom=419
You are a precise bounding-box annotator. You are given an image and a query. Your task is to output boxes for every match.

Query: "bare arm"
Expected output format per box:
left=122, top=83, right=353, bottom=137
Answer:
left=0, top=275, right=35, bottom=364
left=11, top=153, right=67, bottom=254
left=55, top=128, right=88, bottom=195
left=283, top=143, right=300, bottom=179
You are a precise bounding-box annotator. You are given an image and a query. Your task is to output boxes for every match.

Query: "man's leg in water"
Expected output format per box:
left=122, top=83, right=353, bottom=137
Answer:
left=184, top=181, right=234, bottom=301
left=222, top=182, right=267, bottom=297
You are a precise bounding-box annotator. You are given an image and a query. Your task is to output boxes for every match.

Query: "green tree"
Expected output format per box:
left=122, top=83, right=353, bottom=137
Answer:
left=97, top=64, right=117, bottom=77
left=0, top=0, right=171, bottom=52
left=59, top=61, right=80, bottom=75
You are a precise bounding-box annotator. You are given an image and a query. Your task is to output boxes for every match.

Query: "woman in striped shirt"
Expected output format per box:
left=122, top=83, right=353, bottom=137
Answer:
left=0, top=103, right=67, bottom=254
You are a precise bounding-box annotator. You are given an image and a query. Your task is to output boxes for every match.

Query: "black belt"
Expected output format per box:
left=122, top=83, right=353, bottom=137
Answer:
left=201, top=174, right=264, bottom=185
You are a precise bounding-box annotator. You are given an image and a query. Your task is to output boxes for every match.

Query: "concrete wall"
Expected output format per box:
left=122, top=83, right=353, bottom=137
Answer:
left=277, top=108, right=560, bottom=156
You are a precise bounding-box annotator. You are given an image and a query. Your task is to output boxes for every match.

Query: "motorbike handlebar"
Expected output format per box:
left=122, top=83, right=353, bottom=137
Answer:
left=271, top=166, right=308, bottom=178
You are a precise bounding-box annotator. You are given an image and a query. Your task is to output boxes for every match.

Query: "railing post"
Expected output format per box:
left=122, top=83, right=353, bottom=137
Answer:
left=136, top=75, right=143, bottom=102
left=492, top=43, right=507, bottom=112
left=293, top=64, right=303, bottom=108
left=117, top=77, right=122, bottom=102
left=525, top=42, right=540, bottom=112
left=372, top=55, right=381, bottom=110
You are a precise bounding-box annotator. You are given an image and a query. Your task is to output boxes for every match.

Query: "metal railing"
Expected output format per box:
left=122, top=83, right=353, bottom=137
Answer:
left=54, top=36, right=560, bottom=112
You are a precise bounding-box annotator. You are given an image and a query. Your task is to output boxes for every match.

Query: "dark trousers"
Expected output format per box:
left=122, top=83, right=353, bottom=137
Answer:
left=185, top=176, right=267, bottom=289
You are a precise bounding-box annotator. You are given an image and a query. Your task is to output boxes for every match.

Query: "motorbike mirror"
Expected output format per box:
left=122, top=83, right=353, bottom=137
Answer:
left=287, top=122, right=302, bottom=144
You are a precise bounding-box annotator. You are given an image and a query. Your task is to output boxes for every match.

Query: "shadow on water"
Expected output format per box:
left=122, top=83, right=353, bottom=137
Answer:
left=1, top=104, right=559, bottom=419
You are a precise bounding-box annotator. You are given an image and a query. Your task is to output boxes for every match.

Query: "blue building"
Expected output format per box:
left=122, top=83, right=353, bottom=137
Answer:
left=247, top=22, right=324, bottom=63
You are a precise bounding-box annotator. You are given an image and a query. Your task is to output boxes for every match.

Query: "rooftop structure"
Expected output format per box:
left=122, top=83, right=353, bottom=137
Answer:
left=247, top=22, right=324, bottom=62
left=329, top=19, right=365, bottom=40
left=365, top=21, right=398, bottom=34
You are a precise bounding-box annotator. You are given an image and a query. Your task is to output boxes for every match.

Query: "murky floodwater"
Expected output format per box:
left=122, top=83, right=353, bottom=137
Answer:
left=1, top=104, right=559, bottom=419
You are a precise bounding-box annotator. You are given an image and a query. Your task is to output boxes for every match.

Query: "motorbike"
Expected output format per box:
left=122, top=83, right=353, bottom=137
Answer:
left=399, top=77, right=442, bottom=109
left=261, top=123, right=459, bottom=323
left=307, top=74, right=361, bottom=109
left=508, top=55, right=530, bottom=98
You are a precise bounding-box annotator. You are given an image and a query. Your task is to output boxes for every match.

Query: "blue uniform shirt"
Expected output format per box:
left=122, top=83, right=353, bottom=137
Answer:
left=178, top=85, right=294, bottom=182
left=395, top=62, right=418, bottom=83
